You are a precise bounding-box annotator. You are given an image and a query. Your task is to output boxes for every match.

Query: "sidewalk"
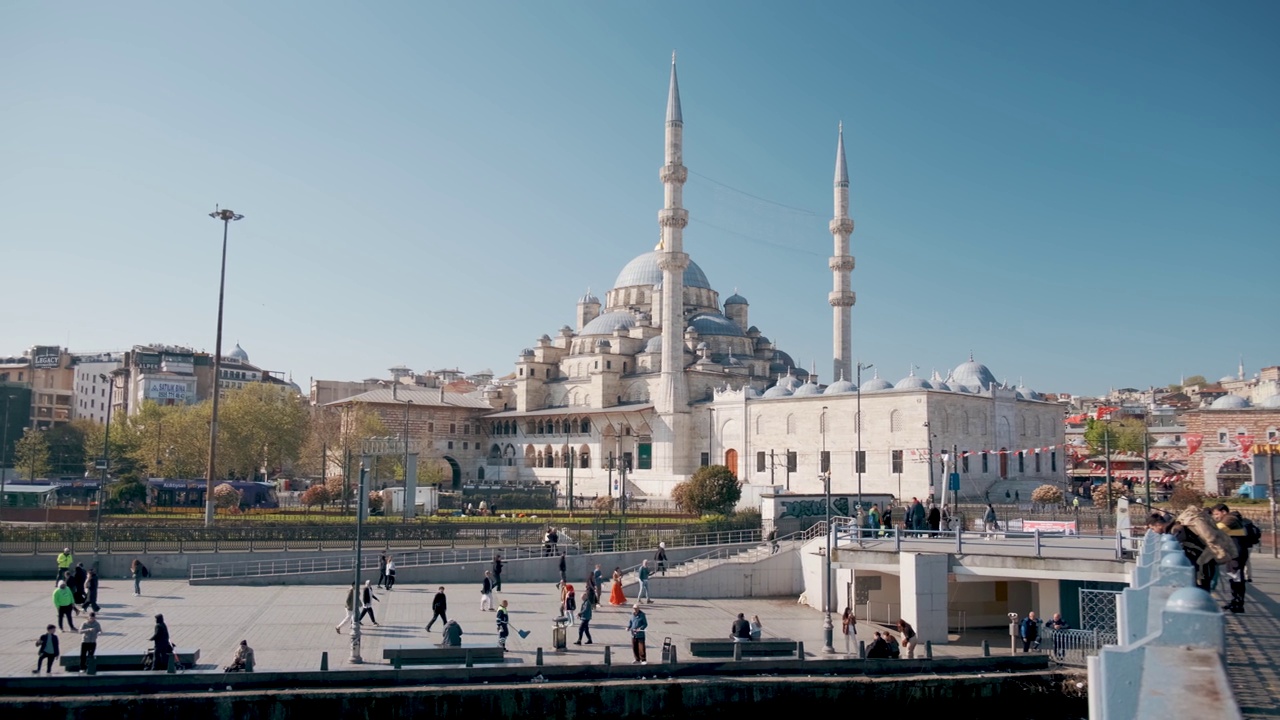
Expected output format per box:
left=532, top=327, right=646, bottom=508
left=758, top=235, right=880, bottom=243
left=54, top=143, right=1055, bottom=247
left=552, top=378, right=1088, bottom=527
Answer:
left=1225, top=555, right=1280, bottom=719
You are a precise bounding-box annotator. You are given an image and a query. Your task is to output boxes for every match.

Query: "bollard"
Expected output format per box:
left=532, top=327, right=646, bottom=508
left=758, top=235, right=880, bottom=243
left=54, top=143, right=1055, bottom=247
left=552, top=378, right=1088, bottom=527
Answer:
left=393, top=655, right=402, bottom=670
left=604, top=646, right=612, bottom=666
left=858, top=640, right=865, bottom=659
left=536, top=648, right=544, bottom=666
left=733, top=642, right=743, bottom=661
left=167, top=654, right=177, bottom=674
left=465, top=650, right=474, bottom=668
left=796, top=641, right=805, bottom=660
left=668, top=646, right=678, bottom=664
left=982, top=640, right=990, bottom=657
left=925, top=641, right=933, bottom=660
left=245, top=653, right=254, bottom=673
left=86, top=656, right=97, bottom=676
left=320, top=651, right=329, bottom=671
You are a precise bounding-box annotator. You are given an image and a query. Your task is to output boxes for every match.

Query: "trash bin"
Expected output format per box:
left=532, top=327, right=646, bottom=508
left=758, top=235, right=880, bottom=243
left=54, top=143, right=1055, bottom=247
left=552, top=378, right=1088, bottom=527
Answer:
left=552, top=616, right=569, bottom=651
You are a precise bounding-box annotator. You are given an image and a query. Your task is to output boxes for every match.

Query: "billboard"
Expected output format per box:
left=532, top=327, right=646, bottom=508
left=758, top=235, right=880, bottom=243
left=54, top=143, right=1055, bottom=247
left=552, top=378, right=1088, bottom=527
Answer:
left=144, top=378, right=194, bottom=403
left=31, top=346, right=61, bottom=369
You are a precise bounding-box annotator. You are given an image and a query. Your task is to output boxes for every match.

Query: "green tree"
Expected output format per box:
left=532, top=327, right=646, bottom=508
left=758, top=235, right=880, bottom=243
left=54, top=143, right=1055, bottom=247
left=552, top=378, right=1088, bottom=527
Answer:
left=1084, top=417, right=1148, bottom=456
left=671, top=465, right=742, bottom=515
left=13, top=428, right=51, bottom=480
left=80, top=414, right=145, bottom=482
left=217, top=384, right=310, bottom=480
left=1182, top=375, right=1208, bottom=388
left=43, top=422, right=90, bottom=477
left=108, top=478, right=147, bottom=509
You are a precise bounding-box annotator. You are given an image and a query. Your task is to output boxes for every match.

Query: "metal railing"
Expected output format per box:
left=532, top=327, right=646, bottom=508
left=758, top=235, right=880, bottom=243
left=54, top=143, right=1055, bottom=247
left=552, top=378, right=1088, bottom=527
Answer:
left=1044, top=628, right=1099, bottom=667
left=618, top=522, right=827, bottom=581
left=833, top=525, right=1131, bottom=561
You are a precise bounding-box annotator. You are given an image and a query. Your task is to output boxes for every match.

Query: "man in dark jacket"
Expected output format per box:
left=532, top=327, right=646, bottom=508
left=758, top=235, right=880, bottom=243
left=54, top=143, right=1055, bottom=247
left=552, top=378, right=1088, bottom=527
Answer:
left=82, top=568, right=100, bottom=612
left=71, top=563, right=88, bottom=605
left=1213, top=504, right=1250, bottom=613
left=150, top=614, right=173, bottom=671
left=34, top=625, right=59, bottom=674
left=427, top=586, right=448, bottom=631
left=492, top=553, right=504, bottom=592
left=731, top=613, right=752, bottom=641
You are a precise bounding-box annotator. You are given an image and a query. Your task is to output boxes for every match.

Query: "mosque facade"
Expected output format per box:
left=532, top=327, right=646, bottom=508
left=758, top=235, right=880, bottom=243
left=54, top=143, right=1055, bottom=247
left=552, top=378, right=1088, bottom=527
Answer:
left=483, top=59, right=1065, bottom=506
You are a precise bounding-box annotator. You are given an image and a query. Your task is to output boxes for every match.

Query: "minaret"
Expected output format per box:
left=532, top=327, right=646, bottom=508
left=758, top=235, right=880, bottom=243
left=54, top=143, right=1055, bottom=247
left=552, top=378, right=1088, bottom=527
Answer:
left=829, top=122, right=856, bottom=382
left=654, top=53, right=692, bottom=477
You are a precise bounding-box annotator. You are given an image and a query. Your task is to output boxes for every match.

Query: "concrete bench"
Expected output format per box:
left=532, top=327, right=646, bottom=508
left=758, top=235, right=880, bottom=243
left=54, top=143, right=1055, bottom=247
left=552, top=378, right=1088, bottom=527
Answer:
left=381, top=644, right=506, bottom=666
left=687, top=639, right=798, bottom=658
left=60, top=648, right=201, bottom=672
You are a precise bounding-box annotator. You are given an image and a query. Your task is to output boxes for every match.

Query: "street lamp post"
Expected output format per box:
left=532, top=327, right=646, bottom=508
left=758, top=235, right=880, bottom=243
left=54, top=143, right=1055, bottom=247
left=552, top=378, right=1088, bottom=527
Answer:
left=855, top=362, right=873, bottom=537
left=1103, top=427, right=1113, bottom=512
left=92, top=373, right=115, bottom=572
left=821, top=406, right=834, bottom=653
left=402, top=399, right=412, bottom=523
left=350, top=460, right=368, bottom=663
left=204, top=206, right=244, bottom=527
left=0, top=394, right=16, bottom=521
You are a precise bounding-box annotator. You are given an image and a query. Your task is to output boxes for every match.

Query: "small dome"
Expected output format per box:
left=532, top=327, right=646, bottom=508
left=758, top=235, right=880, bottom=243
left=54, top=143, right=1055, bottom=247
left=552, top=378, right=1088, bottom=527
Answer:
left=644, top=336, right=662, bottom=353
left=580, top=311, right=636, bottom=336
left=861, top=372, right=894, bottom=393
left=792, top=382, right=823, bottom=397
left=1261, top=394, right=1280, bottom=409
left=613, top=251, right=712, bottom=290
left=687, top=312, right=744, bottom=337
left=952, top=357, right=997, bottom=392
left=777, top=373, right=803, bottom=392
left=696, top=341, right=709, bottom=350
left=520, top=348, right=535, bottom=357
left=824, top=373, right=857, bottom=395
left=1017, top=386, right=1042, bottom=401
left=579, top=289, right=600, bottom=304
left=725, top=355, right=745, bottom=367
left=227, top=343, right=249, bottom=362
left=894, top=374, right=933, bottom=391
left=1220, top=375, right=1237, bottom=384
left=762, top=384, right=794, bottom=399
left=768, top=349, right=797, bottom=375
left=1210, top=395, right=1251, bottom=410
left=724, top=292, right=748, bottom=306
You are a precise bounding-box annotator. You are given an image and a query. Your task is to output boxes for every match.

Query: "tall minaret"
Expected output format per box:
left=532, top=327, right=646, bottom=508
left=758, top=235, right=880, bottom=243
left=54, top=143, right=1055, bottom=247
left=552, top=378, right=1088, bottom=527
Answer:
left=829, top=122, right=856, bottom=383
left=654, top=53, right=692, bottom=477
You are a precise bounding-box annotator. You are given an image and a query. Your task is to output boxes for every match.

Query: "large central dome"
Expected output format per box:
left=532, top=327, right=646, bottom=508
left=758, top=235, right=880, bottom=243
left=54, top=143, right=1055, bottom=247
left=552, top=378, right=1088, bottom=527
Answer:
left=613, top=252, right=712, bottom=290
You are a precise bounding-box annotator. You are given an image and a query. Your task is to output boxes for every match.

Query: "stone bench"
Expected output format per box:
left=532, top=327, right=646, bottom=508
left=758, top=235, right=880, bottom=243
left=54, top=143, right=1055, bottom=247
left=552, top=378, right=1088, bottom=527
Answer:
left=687, top=638, right=799, bottom=658
left=60, top=647, right=201, bottom=672
left=381, top=644, right=506, bottom=666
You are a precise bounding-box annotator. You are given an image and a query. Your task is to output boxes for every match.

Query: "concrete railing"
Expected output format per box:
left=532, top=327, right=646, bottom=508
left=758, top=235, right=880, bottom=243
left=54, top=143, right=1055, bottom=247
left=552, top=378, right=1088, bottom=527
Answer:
left=834, top=526, right=1130, bottom=560
left=1087, top=529, right=1240, bottom=720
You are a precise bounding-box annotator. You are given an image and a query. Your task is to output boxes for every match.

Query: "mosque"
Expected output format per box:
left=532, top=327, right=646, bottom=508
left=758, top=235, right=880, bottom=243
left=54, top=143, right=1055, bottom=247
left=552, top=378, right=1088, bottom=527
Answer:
left=483, top=58, right=1065, bottom=506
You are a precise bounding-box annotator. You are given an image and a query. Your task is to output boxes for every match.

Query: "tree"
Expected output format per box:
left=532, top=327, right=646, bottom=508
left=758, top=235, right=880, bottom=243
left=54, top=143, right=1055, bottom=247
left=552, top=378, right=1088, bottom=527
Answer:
left=80, top=415, right=147, bottom=482
left=301, top=484, right=331, bottom=510
left=13, top=428, right=51, bottom=480
left=1031, top=484, right=1064, bottom=506
left=1168, top=484, right=1205, bottom=511
left=1084, top=418, right=1148, bottom=456
left=212, top=483, right=243, bottom=511
left=671, top=465, right=742, bottom=516
left=109, top=478, right=147, bottom=510
left=217, top=384, right=310, bottom=480
left=368, top=490, right=385, bottom=515
left=1182, top=375, right=1208, bottom=388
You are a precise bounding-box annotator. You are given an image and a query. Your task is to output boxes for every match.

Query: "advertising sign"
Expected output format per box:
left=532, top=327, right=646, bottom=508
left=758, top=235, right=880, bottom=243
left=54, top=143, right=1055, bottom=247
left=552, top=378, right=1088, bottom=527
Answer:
left=32, top=346, right=61, bottom=369
left=1020, top=520, right=1078, bottom=535
left=145, top=379, right=193, bottom=402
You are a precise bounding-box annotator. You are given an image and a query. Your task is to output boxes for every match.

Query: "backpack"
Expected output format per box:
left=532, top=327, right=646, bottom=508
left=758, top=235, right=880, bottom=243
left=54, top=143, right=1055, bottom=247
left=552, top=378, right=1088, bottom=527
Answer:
left=139, top=563, right=150, bottom=578
left=1243, top=520, right=1262, bottom=549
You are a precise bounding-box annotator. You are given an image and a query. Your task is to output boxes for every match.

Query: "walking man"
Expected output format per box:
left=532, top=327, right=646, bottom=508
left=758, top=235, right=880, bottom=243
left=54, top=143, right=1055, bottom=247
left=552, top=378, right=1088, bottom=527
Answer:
left=575, top=593, right=594, bottom=645
left=82, top=568, right=100, bottom=612
left=496, top=600, right=510, bottom=652
left=557, top=551, right=567, bottom=589
left=492, top=553, right=504, bottom=592
left=336, top=582, right=356, bottom=633
left=637, top=560, right=653, bottom=604
left=984, top=503, right=1000, bottom=532
left=655, top=542, right=668, bottom=574
left=481, top=570, right=495, bottom=611
left=1020, top=611, right=1040, bottom=652
left=33, top=625, right=59, bottom=674
left=56, top=548, right=74, bottom=583
left=426, top=586, right=448, bottom=632
left=53, top=580, right=78, bottom=632
left=78, top=612, right=102, bottom=672
left=71, top=563, right=88, bottom=605
left=627, top=604, right=648, bottom=664
left=767, top=527, right=779, bottom=554
left=376, top=554, right=388, bottom=589
left=357, top=580, right=379, bottom=626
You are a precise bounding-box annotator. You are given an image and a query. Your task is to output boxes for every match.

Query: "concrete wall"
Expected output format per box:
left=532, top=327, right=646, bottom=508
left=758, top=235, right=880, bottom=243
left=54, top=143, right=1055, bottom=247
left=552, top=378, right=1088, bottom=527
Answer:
left=646, top=548, right=802, bottom=599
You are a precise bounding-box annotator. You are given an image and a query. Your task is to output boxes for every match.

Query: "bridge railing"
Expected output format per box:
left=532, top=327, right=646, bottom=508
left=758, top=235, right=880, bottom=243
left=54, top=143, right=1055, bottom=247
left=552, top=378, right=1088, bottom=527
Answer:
left=834, top=526, right=1130, bottom=560
left=1087, top=529, right=1239, bottom=720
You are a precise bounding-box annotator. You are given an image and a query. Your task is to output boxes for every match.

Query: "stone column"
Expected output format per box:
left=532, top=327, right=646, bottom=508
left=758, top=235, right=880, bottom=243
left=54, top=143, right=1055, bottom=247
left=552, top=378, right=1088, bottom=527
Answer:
left=899, top=552, right=949, bottom=644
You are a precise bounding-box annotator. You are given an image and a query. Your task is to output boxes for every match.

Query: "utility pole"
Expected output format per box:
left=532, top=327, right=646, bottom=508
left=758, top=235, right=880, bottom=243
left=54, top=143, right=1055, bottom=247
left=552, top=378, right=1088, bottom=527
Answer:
left=204, top=206, right=244, bottom=527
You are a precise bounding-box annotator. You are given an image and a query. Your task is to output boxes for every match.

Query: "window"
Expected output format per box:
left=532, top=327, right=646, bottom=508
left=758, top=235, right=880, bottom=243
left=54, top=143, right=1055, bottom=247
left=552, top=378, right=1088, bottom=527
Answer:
left=962, top=452, right=970, bottom=473
left=463, top=442, right=469, bottom=450
left=891, top=450, right=903, bottom=474
left=821, top=450, right=830, bottom=473
left=447, top=441, right=454, bottom=449
left=1269, top=428, right=1279, bottom=442
left=981, top=453, right=989, bottom=474
left=450, top=423, right=456, bottom=434
left=700, top=452, right=710, bottom=467
left=889, top=410, right=901, bottom=433
left=638, top=442, right=652, bottom=470
left=1018, top=452, right=1025, bottom=473
left=428, top=422, right=434, bottom=433
left=757, top=451, right=766, bottom=472
left=1051, top=451, right=1057, bottom=472
left=786, top=451, right=798, bottom=473
left=1035, top=452, right=1041, bottom=472
left=786, top=414, right=796, bottom=434
left=606, top=361, right=612, bottom=370
left=1218, top=430, right=1228, bottom=444
left=855, top=450, right=866, bottom=474
left=463, top=424, right=470, bottom=435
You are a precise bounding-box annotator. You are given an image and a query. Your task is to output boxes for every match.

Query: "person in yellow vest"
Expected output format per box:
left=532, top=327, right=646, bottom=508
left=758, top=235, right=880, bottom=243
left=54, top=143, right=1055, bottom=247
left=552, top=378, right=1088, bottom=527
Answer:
left=52, top=581, right=78, bottom=632
left=56, top=548, right=74, bottom=584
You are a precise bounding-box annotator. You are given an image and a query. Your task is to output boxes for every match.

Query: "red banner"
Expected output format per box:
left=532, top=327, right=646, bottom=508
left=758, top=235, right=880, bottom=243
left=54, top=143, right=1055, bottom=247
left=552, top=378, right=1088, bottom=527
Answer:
left=1236, top=436, right=1256, bottom=455
left=1186, top=434, right=1203, bottom=455
left=1096, top=406, right=1120, bottom=420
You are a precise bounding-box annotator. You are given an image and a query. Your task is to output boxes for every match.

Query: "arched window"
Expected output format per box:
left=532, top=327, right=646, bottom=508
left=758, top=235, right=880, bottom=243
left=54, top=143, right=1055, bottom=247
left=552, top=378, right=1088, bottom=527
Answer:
left=581, top=419, right=591, bottom=434
left=579, top=444, right=590, bottom=469
left=1019, top=415, right=1027, bottom=437
left=963, top=412, right=972, bottom=435
left=755, top=415, right=763, bottom=435
left=1033, top=415, right=1041, bottom=437
left=889, top=410, right=902, bottom=433
left=477, top=467, right=485, bottom=481
left=786, top=414, right=796, bottom=434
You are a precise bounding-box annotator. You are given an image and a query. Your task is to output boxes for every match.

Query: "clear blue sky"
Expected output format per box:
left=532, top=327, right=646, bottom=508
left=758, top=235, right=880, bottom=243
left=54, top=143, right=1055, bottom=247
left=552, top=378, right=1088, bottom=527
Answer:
left=2, top=2, right=1276, bottom=396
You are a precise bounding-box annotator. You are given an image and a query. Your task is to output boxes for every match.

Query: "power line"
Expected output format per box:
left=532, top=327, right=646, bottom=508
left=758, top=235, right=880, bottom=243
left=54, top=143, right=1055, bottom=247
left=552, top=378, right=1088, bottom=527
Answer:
left=688, top=170, right=821, bottom=216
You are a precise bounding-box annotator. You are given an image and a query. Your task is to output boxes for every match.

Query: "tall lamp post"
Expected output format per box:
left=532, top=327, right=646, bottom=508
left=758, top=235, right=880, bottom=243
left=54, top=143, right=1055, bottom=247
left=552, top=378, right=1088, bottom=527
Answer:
left=821, top=406, right=834, bottom=653
left=204, top=206, right=244, bottom=527
left=855, top=362, right=873, bottom=536
left=0, top=393, right=16, bottom=522
left=350, top=460, right=369, bottom=663
left=402, top=399, right=413, bottom=522
left=92, top=373, right=115, bottom=572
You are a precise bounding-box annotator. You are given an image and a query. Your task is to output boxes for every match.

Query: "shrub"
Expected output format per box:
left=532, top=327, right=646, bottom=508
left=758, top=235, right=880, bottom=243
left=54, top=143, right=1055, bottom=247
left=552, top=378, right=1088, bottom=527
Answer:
left=1031, top=484, right=1064, bottom=506
left=671, top=465, right=742, bottom=516
left=1091, top=481, right=1128, bottom=508
left=368, top=491, right=385, bottom=515
left=301, top=485, right=331, bottom=509
left=593, top=495, right=616, bottom=513
left=213, top=483, right=243, bottom=511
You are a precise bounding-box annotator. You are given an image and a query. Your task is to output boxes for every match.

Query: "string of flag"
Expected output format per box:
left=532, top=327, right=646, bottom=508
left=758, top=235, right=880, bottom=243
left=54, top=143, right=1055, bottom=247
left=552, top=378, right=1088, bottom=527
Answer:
left=907, top=444, right=1066, bottom=462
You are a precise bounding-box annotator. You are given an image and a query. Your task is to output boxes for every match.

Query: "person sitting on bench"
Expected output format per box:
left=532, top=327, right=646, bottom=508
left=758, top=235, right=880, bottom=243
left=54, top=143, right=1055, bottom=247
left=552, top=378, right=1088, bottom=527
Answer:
left=223, top=640, right=254, bottom=672
left=442, top=620, right=463, bottom=647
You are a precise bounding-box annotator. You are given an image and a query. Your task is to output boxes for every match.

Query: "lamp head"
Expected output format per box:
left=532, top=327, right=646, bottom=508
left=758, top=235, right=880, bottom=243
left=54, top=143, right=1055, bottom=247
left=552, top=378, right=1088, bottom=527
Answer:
left=209, top=206, right=244, bottom=222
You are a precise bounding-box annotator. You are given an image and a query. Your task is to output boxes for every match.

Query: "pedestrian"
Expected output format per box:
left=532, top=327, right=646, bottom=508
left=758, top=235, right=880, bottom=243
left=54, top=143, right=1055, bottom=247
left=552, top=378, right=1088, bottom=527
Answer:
left=1072, top=496, right=1080, bottom=513
left=866, top=631, right=890, bottom=658
left=384, top=557, right=397, bottom=591
left=71, top=563, right=88, bottom=605
left=492, top=552, right=504, bottom=592
left=548, top=526, right=560, bottom=555
left=655, top=542, right=668, bottom=574
left=79, top=611, right=101, bottom=672
left=557, top=551, right=567, bottom=589
left=336, top=582, right=356, bottom=633
left=426, top=586, right=448, bottom=631
left=983, top=503, right=1000, bottom=532
left=33, top=625, right=59, bottom=674
left=927, top=504, right=941, bottom=537
left=731, top=612, right=752, bottom=641
left=627, top=604, right=648, bottom=664
left=841, top=607, right=856, bottom=654
left=609, top=567, right=627, bottom=606
left=584, top=572, right=598, bottom=607
left=750, top=614, right=763, bottom=641
left=637, top=560, right=653, bottom=604
left=53, top=580, right=78, bottom=632
left=575, top=593, right=594, bottom=645
left=1046, top=613, right=1069, bottom=660
left=130, top=558, right=148, bottom=597
left=1149, top=513, right=1218, bottom=592
left=82, top=568, right=100, bottom=612
left=909, top=498, right=926, bottom=534
left=593, top=564, right=604, bottom=590
left=442, top=619, right=463, bottom=647
left=223, top=640, right=254, bottom=672
left=1213, top=503, right=1252, bottom=613
left=867, top=504, right=880, bottom=537
left=376, top=554, right=388, bottom=589
left=1015, top=489, right=1020, bottom=503
left=881, top=506, right=893, bottom=536
left=481, top=570, right=495, bottom=611
left=357, top=580, right=379, bottom=625
left=562, top=584, right=577, bottom=625
left=896, top=619, right=917, bottom=659
left=886, top=633, right=901, bottom=659
left=56, top=548, right=74, bottom=583
left=1020, top=611, right=1040, bottom=652
left=150, top=614, right=173, bottom=671
left=767, top=527, right=779, bottom=554
left=496, top=600, right=510, bottom=652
